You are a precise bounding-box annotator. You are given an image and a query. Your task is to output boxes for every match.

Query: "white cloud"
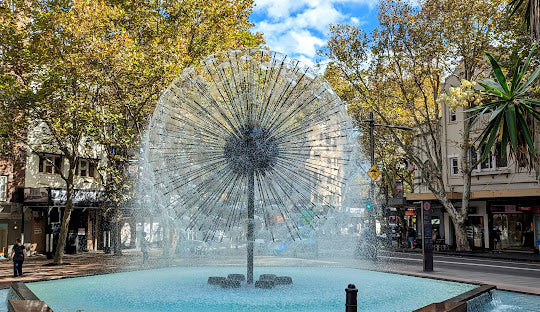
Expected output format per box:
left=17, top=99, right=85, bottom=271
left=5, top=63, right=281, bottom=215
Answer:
left=253, top=0, right=374, bottom=69
left=296, top=55, right=316, bottom=70
left=290, top=30, right=327, bottom=57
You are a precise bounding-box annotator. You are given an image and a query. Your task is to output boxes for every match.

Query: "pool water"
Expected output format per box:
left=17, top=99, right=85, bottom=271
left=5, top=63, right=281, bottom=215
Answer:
left=25, top=266, right=476, bottom=312
left=473, top=290, right=540, bottom=312
left=0, top=289, right=6, bottom=312
left=2, top=270, right=538, bottom=311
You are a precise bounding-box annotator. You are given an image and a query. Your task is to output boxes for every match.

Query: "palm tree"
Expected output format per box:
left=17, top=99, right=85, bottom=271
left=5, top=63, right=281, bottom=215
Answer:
left=469, top=44, right=540, bottom=167
left=508, top=0, right=540, bottom=41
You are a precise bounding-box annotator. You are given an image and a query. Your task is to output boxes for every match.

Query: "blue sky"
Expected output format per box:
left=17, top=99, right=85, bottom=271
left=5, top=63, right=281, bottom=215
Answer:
left=250, top=0, right=380, bottom=68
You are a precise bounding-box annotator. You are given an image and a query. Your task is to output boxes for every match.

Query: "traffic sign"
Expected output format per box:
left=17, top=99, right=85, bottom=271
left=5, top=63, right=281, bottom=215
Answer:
left=367, top=165, right=380, bottom=181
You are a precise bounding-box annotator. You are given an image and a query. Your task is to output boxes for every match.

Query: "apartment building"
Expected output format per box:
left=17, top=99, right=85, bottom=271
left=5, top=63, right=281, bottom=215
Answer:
left=0, top=122, right=108, bottom=256
left=0, top=144, right=26, bottom=257
left=407, top=74, right=540, bottom=252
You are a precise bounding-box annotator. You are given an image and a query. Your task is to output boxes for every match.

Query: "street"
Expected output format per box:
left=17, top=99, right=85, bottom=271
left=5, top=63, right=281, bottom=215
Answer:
left=375, top=251, right=540, bottom=295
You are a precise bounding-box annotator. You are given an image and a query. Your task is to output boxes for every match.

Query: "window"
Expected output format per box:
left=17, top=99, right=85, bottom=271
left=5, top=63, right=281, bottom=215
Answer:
left=79, top=160, right=88, bottom=177
left=495, top=142, right=507, bottom=168
left=449, top=110, right=457, bottom=122
left=472, top=143, right=507, bottom=171
left=0, top=176, right=7, bottom=202
left=38, top=154, right=62, bottom=174
left=468, top=146, right=476, bottom=163
left=76, top=158, right=97, bottom=178
left=450, top=158, right=459, bottom=175
left=480, top=144, right=492, bottom=169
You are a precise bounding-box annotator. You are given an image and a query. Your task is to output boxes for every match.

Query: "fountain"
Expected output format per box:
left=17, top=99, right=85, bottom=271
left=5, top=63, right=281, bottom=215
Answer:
left=140, top=49, right=365, bottom=284
left=4, top=49, right=535, bottom=312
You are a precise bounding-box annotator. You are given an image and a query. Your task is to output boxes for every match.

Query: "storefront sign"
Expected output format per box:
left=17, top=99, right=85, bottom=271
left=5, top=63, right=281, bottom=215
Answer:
left=34, top=227, right=42, bottom=234
left=405, top=210, right=416, bottom=216
left=505, top=205, right=517, bottom=213
left=77, top=228, right=86, bottom=235
left=534, top=206, right=540, bottom=214
left=24, top=188, right=49, bottom=204
left=518, top=206, right=532, bottom=211
left=50, top=189, right=105, bottom=207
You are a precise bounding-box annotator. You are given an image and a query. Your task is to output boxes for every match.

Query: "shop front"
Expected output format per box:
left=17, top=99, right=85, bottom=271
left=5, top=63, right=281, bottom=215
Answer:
left=50, top=188, right=104, bottom=253
left=23, top=187, right=104, bottom=255
left=23, top=187, right=49, bottom=254
left=533, top=206, right=540, bottom=253
left=491, top=204, right=536, bottom=251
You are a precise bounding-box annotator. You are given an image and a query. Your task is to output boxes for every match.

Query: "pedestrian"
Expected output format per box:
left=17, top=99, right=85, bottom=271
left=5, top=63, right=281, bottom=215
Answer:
left=11, top=238, right=25, bottom=277
left=492, top=226, right=502, bottom=253
left=141, top=232, right=150, bottom=264
left=407, top=226, right=416, bottom=249
left=396, top=226, right=403, bottom=248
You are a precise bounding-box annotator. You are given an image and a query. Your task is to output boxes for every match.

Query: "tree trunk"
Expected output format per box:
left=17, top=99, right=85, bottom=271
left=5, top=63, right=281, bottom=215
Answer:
left=162, top=218, right=170, bottom=258
left=434, top=190, right=471, bottom=251
left=53, top=164, right=75, bottom=264
left=454, top=220, right=470, bottom=251
left=113, top=218, right=122, bottom=256
left=129, top=218, right=137, bottom=249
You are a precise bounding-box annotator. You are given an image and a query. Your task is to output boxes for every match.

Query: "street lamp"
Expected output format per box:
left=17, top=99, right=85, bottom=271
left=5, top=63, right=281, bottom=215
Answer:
left=362, top=112, right=413, bottom=259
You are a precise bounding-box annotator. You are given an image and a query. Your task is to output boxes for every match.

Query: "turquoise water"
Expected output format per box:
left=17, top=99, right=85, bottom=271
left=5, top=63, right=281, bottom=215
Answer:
left=474, top=290, right=540, bottom=312
left=0, top=289, right=6, bottom=312
left=26, top=266, right=476, bottom=312
left=2, top=271, right=538, bottom=311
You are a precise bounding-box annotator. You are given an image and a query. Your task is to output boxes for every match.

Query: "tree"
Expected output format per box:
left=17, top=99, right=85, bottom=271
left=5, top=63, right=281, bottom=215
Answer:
left=0, top=0, right=262, bottom=263
left=324, top=63, right=414, bottom=224
left=89, top=0, right=263, bottom=255
left=323, top=0, right=525, bottom=250
left=0, top=0, right=110, bottom=264
left=508, top=0, right=540, bottom=41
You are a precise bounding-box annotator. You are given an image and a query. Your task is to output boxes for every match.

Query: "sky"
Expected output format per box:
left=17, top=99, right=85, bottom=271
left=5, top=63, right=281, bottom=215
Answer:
left=250, top=0, right=380, bottom=69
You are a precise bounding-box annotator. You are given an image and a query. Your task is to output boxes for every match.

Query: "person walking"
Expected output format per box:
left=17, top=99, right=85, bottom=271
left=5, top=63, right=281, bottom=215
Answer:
left=492, top=226, right=503, bottom=253
left=11, top=238, right=25, bottom=277
left=407, top=226, right=417, bottom=249
left=141, top=232, right=150, bottom=264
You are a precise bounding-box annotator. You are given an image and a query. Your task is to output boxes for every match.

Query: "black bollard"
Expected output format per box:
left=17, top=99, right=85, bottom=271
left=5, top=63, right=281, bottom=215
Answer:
left=345, top=284, right=358, bottom=312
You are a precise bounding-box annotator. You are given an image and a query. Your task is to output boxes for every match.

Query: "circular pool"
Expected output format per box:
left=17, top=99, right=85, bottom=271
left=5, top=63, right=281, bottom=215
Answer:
left=26, top=266, right=476, bottom=312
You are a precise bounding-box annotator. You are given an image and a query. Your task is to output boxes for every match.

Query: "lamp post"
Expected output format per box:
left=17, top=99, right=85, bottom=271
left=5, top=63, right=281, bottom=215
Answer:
left=362, top=112, right=413, bottom=259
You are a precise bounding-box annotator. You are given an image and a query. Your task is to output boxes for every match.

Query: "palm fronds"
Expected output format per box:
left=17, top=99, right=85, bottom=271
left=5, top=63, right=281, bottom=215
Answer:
left=469, top=44, right=540, bottom=166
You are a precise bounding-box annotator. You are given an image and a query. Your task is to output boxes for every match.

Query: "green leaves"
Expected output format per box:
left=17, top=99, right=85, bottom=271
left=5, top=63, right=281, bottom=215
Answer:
left=507, top=0, right=538, bottom=41
left=471, top=44, right=540, bottom=165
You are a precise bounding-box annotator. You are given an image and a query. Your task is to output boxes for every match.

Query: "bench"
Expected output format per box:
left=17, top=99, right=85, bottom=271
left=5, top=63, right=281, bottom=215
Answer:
left=434, top=243, right=449, bottom=251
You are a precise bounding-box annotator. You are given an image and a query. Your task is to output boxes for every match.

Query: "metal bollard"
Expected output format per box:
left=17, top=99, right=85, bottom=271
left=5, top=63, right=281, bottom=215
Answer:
left=345, top=283, right=358, bottom=312
left=45, top=233, right=52, bottom=259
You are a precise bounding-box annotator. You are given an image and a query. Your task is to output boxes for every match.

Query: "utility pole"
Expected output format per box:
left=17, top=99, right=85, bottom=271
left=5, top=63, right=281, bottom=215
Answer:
left=369, top=112, right=376, bottom=255
left=362, top=112, right=413, bottom=260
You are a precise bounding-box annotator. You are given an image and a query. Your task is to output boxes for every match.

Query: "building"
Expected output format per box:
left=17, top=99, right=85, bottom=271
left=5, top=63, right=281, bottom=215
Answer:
left=0, top=121, right=108, bottom=257
left=0, top=144, right=26, bottom=257
left=406, top=74, right=540, bottom=252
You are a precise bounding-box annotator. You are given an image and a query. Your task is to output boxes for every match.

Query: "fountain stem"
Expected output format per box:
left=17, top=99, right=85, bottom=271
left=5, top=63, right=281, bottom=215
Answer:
left=247, top=169, right=255, bottom=284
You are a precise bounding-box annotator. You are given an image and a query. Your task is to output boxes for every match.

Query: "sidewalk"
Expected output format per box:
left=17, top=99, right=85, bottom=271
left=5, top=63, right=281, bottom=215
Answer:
left=394, top=247, right=540, bottom=262
left=0, top=250, right=142, bottom=289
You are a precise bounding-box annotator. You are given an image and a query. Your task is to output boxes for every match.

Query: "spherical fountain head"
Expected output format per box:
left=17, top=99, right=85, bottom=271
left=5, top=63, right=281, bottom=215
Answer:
left=140, top=48, right=366, bottom=244
left=223, top=124, right=279, bottom=174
